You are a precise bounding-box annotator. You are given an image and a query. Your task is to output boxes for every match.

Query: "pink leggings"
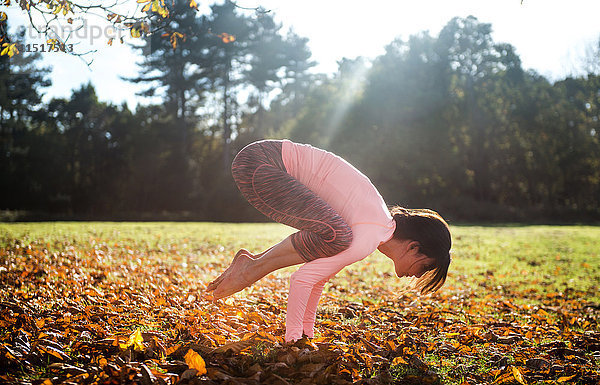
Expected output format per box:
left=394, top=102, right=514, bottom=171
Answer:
left=231, top=140, right=353, bottom=261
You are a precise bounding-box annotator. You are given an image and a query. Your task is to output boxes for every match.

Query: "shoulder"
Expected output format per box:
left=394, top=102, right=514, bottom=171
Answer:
left=349, top=227, right=384, bottom=257
left=349, top=220, right=395, bottom=254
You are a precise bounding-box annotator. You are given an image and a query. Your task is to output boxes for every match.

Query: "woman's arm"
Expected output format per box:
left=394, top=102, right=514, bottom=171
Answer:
left=285, top=239, right=372, bottom=341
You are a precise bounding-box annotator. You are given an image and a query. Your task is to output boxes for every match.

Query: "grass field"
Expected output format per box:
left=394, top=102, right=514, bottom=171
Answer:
left=0, top=222, right=598, bottom=384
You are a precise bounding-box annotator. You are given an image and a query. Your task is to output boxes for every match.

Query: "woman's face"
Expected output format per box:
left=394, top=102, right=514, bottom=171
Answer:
left=378, top=238, right=435, bottom=278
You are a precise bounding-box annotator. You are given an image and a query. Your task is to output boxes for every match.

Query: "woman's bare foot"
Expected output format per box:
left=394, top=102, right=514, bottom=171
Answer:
left=206, top=249, right=252, bottom=292
left=205, top=238, right=304, bottom=299
left=206, top=249, right=270, bottom=299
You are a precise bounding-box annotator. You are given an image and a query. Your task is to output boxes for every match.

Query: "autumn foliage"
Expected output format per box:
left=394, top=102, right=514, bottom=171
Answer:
left=0, top=224, right=598, bottom=384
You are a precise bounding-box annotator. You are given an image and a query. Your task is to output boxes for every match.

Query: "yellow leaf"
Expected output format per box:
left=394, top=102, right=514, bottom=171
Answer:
left=166, top=343, right=181, bottom=356
left=137, top=0, right=151, bottom=3
left=169, top=31, right=184, bottom=49
left=130, top=28, right=141, bottom=38
left=0, top=12, right=7, bottom=21
left=189, top=0, right=197, bottom=8
left=119, top=329, right=144, bottom=351
left=217, top=32, right=235, bottom=44
left=557, top=375, right=577, bottom=382
left=107, top=38, right=113, bottom=46
left=142, top=3, right=151, bottom=12
left=1, top=43, right=19, bottom=57
left=511, top=366, right=527, bottom=385
left=184, top=349, right=207, bottom=375
left=391, top=356, right=408, bottom=365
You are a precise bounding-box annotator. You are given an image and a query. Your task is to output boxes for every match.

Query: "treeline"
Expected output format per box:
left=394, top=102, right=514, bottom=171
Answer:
left=1, top=8, right=599, bottom=222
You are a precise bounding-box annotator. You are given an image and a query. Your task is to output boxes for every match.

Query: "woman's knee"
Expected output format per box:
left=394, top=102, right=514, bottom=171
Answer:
left=231, top=140, right=283, bottom=178
left=331, top=225, right=353, bottom=254
left=231, top=143, right=264, bottom=185
left=232, top=142, right=260, bottom=170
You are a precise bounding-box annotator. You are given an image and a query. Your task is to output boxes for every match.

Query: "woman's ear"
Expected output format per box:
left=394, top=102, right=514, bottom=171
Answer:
left=407, top=241, right=421, bottom=253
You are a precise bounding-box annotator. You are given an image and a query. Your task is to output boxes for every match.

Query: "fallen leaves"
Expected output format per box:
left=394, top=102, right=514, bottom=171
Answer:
left=184, top=348, right=207, bottom=375
left=119, top=329, right=145, bottom=351
left=0, top=230, right=598, bottom=385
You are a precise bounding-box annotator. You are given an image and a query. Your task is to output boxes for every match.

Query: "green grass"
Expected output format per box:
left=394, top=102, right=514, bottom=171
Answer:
left=327, top=224, right=600, bottom=304
left=448, top=226, right=600, bottom=300
left=1, top=222, right=598, bottom=300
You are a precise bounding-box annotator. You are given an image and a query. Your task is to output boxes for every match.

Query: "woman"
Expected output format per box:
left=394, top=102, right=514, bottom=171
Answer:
left=206, top=139, right=451, bottom=342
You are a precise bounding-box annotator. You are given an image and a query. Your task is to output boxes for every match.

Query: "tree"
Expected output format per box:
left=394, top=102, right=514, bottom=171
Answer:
left=237, top=30, right=315, bottom=145
left=550, top=75, right=600, bottom=212
left=285, top=57, right=368, bottom=150
left=0, top=22, right=52, bottom=210
left=127, top=0, right=209, bottom=122
left=421, top=16, right=530, bottom=211
left=202, top=1, right=315, bottom=170
left=581, top=35, right=600, bottom=75
left=0, top=24, right=50, bottom=130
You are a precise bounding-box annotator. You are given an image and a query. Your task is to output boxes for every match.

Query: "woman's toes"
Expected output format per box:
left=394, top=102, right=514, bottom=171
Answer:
left=206, top=280, right=218, bottom=291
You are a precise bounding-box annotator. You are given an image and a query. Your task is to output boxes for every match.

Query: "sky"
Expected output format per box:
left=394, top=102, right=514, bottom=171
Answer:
left=5, top=0, right=600, bottom=109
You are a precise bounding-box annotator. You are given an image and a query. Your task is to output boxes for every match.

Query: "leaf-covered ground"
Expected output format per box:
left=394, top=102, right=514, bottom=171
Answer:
left=0, top=223, right=598, bottom=385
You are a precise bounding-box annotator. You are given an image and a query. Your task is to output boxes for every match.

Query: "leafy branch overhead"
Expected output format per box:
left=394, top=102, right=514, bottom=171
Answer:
left=0, top=0, right=263, bottom=57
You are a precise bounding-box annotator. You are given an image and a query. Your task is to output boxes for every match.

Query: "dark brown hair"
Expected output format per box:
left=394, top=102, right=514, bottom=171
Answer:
left=390, top=206, right=451, bottom=294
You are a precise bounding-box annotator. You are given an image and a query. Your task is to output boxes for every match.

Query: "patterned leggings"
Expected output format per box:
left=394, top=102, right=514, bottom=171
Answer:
left=231, top=140, right=353, bottom=262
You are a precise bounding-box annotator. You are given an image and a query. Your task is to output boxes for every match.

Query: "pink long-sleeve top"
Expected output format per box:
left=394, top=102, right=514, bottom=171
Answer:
left=281, top=140, right=396, bottom=341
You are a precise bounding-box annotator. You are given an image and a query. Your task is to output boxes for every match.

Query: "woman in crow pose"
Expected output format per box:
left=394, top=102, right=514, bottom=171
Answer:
left=206, top=139, right=451, bottom=342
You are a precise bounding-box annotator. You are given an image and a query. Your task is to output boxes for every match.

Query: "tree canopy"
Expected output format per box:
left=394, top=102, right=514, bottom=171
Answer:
left=1, top=15, right=599, bottom=222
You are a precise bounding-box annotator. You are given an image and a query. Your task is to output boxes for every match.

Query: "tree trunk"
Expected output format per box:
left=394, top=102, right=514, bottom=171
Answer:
left=222, top=59, right=231, bottom=172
